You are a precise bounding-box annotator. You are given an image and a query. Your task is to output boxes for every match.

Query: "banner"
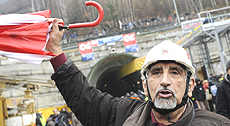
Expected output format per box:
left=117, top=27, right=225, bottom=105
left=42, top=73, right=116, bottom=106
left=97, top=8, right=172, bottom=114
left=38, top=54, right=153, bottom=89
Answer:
left=90, top=39, right=98, bottom=47
left=98, top=35, right=123, bottom=45
left=78, top=41, right=94, bottom=61
left=181, top=18, right=205, bottom=33
left=123, top=32, right=138, bottom=52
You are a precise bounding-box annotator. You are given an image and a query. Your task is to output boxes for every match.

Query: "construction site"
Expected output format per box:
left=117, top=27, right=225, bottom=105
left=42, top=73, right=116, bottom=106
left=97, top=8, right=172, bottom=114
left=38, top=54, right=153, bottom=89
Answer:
left=1, top=5, right=230, bottom=126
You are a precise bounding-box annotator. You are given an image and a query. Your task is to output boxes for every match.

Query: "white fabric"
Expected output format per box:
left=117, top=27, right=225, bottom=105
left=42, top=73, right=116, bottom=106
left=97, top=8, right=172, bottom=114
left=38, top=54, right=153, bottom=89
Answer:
left=0, top=50, right=52, bottom=65
left=0, top=14, right=47, bottom=25
left=0, top=13, right=53, bottom=65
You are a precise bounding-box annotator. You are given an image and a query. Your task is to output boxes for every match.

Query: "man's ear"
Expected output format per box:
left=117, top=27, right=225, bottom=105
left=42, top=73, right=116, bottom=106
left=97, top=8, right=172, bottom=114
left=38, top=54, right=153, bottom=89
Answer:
left=188, top=77, right=195, bottom=97
left=142, top=79, right=148, bottom=97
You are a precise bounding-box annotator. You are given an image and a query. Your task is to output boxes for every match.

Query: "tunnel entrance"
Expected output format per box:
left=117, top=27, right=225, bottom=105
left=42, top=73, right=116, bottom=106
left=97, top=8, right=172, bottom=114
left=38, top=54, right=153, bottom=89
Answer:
left=87, top=54, right=143, bottom=97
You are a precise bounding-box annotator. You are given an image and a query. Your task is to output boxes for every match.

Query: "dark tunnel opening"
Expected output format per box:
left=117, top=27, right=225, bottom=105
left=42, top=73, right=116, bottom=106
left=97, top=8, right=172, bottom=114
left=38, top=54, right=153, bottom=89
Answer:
left=87, top=54, right=143, bottom=97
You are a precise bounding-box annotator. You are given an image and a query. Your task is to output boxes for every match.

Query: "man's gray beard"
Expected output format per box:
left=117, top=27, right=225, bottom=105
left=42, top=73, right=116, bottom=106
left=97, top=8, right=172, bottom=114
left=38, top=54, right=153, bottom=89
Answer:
left=154, top=88, right=177, bottom=109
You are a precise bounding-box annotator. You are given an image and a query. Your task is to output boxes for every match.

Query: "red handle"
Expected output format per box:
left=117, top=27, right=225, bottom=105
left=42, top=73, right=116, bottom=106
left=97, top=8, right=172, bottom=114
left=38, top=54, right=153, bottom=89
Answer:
left=68, top=1, right=104, bottom=29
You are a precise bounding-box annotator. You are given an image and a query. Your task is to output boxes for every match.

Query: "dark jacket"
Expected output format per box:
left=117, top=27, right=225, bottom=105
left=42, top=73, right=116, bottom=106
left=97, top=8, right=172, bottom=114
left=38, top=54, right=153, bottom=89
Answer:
left=46, top=117, right=56, bottom=126
left=46, top=114, right=58, bottom=126
left=193, top=83, right=206, bottom=101
left=51, top=59, right=230, bottom=126
left=216, top=73, right=230, bottom=119
left=58, top=110, right=71, bottom=126
left=36, top=113, right=42, bottom=126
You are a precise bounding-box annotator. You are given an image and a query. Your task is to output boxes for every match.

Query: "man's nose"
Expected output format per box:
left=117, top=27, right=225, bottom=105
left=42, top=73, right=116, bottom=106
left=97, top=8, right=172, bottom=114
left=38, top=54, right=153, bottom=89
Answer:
left=160, top=73, right=171, bottom=87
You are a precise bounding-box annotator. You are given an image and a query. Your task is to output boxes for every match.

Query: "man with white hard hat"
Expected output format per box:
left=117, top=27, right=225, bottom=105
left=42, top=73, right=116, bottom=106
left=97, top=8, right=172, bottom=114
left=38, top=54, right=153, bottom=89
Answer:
left=46, top=20, right=230, bottom=126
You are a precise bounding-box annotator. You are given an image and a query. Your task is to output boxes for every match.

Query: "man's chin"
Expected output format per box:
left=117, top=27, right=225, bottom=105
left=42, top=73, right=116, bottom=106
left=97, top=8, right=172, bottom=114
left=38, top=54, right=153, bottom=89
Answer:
left=154, top=97, right=177, bottom=109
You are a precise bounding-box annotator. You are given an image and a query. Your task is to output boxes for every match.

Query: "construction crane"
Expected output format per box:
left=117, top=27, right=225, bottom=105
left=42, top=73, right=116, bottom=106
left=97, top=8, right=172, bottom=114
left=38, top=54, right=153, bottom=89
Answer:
left=0, top=74, right=55, bottom=126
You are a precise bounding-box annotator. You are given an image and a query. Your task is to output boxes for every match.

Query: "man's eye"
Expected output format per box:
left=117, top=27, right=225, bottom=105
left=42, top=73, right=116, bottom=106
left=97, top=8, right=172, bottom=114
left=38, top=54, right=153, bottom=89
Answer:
left=152, top=71, right=161, bottom=75
left=171, top=71, right=179, bottom=75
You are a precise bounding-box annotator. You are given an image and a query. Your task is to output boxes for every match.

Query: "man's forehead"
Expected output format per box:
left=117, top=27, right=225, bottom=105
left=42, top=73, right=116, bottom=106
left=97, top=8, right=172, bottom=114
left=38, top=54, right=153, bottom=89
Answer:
left=151, top=63, right=181, bottom=67
left=149, top=62, right=186, bottom=71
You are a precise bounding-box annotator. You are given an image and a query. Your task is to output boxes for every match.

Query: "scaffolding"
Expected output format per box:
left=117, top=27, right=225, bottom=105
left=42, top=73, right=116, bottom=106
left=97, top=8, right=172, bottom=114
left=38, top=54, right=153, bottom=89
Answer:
left=177, top=6, right=230, bottom=79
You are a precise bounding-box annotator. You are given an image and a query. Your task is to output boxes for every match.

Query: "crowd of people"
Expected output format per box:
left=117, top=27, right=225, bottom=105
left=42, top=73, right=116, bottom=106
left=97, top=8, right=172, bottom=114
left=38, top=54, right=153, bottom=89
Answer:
left=63, top=14, right=176, bottom=43
left=36, top=107, right=83, bottom=126
left=118, top=15, right=174, bottom=31
left=188, top=64, right=230, bottom=120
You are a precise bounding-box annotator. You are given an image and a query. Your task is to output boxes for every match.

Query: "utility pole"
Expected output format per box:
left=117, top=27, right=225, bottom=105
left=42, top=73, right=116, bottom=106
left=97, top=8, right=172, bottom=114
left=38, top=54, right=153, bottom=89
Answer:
left=173, top=0, right=180, bottom=25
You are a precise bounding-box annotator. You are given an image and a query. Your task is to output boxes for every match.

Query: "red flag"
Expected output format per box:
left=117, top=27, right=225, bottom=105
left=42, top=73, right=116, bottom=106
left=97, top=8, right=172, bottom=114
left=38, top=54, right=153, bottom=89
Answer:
left=123, top=32, right=137, bottom=46
left=78, top=41, right=94, bottom=61
left=78, top=41, right=93, bottom=54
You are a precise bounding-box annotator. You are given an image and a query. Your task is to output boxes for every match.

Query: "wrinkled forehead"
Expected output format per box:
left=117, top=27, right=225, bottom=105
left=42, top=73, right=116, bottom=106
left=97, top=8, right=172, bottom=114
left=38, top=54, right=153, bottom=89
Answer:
left=147, top=60, right=186, bottom=71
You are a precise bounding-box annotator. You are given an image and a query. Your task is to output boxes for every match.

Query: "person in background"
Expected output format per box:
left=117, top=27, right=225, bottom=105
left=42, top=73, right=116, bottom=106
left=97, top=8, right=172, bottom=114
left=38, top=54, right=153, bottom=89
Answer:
left=36, top=112, right=42, bottom=126
left=190, top=76, right=198, bottom=109
left=57, top=108, right=71, bottom=126
left=37, top=111, right=46, bottom=126
left=46, top=108, right=59, bottom=125
left=50, top=108, right=59, bottom=121
left=209, top=80, right=217, bottom=111
left=209, top=73, right=220, bottom=85
left=203, top=80, right=214, bottom=112
left=46, top=117, right=55, bottom=126
left=193, top=79, right=208, bottom=110
left=216, top=60, right=230, bottom=119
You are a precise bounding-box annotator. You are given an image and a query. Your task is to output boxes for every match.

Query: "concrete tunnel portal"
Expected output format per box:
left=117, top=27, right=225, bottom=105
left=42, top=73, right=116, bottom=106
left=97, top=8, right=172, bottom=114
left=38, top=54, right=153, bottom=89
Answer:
left=87, top=54, right=143, bottom=97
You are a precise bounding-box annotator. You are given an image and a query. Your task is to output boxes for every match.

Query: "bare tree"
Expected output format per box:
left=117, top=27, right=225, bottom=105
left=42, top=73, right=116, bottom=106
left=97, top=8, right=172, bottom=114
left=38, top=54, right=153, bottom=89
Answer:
left=0, top=0, right=228, bottom=36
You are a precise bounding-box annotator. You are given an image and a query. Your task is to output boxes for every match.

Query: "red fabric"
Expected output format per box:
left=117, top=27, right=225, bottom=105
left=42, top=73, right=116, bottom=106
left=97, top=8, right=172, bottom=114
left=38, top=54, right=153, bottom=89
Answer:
left=123, top=32, right=137, bottom=46
left=27, top=10, right=51, bottom=18
left=78, top=41, right=93, bottom=54
left=0, top=21, right=54, bottom=55
left=50, top=53, right=67, bottom=72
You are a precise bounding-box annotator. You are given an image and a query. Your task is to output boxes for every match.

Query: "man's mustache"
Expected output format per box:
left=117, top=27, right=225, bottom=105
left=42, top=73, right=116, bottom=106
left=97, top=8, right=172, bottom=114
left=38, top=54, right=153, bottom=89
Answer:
left=155, top=87, right=176, bottom=97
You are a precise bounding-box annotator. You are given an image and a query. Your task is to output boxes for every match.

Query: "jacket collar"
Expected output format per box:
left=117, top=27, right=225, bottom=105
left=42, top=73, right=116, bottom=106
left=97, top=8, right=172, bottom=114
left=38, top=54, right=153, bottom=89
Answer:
left=123, top=100, right=195, bottom=126
left=224, top=73, right=230, bottom=83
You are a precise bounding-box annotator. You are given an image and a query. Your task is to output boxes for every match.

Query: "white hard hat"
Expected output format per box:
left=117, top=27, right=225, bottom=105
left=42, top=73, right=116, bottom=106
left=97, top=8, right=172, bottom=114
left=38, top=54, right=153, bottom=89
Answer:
left=141, top=40, right=195, bottom=75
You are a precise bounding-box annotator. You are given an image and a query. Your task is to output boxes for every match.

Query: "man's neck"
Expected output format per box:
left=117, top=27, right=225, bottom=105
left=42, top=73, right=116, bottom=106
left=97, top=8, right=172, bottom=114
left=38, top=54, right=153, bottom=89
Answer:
left=152, top=104, right=187, bottom=125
